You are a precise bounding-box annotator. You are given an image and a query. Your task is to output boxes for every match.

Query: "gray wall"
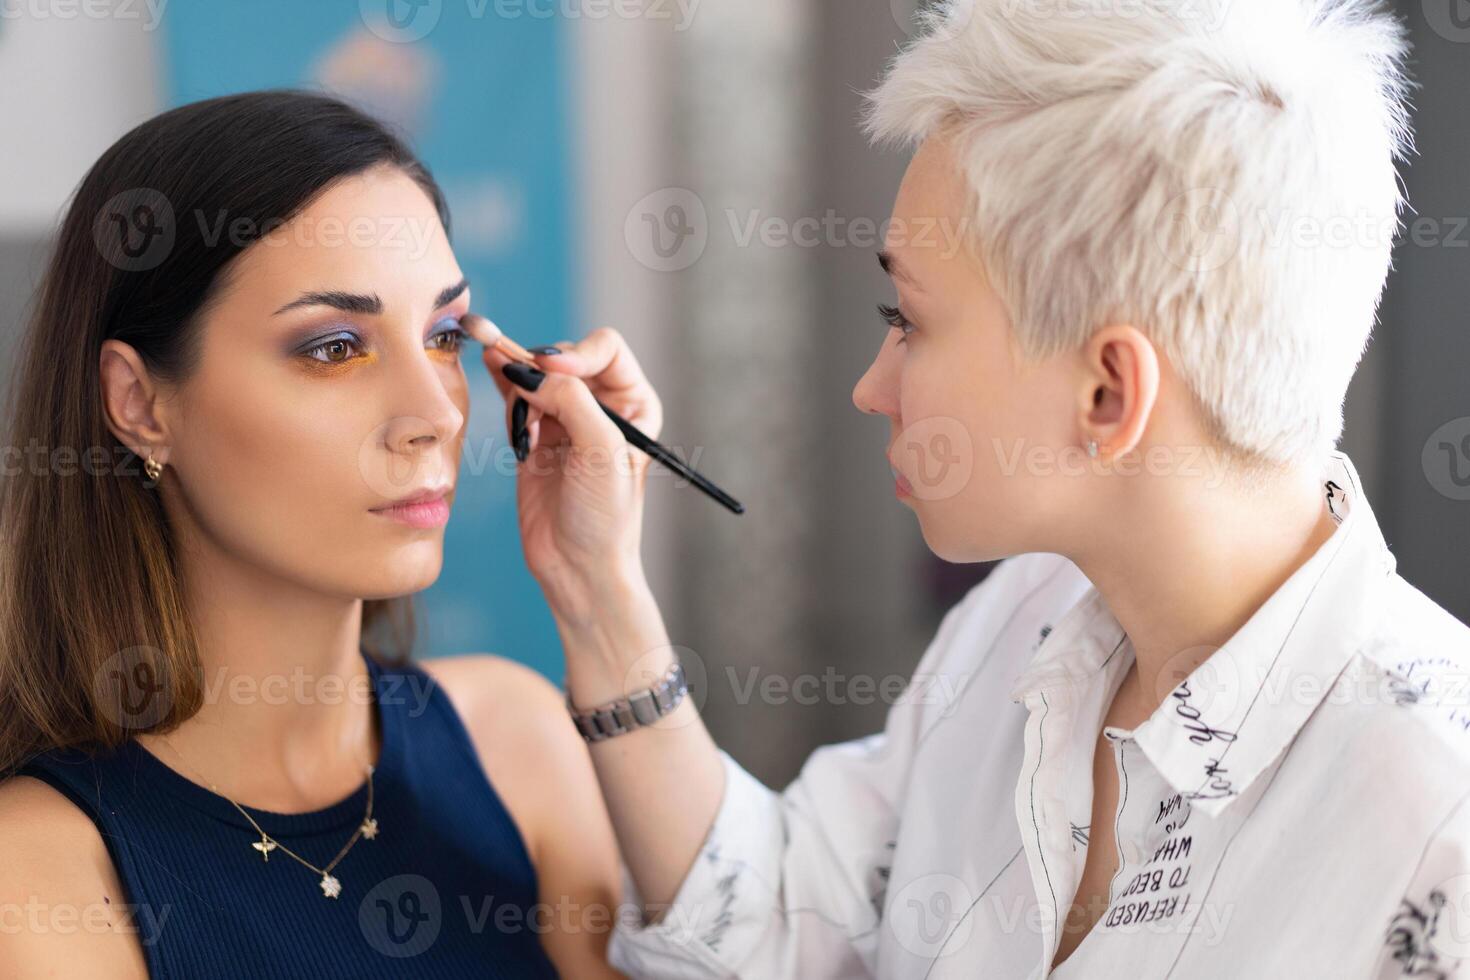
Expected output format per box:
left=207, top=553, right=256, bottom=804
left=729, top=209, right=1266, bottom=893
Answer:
left=1376, top=1, right=1470, bottom=623
left=0, top=238, right=46, bottom=388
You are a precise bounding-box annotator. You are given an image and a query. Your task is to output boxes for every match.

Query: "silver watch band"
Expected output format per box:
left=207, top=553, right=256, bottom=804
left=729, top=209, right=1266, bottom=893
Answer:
left=567, top=660, right=687, bottom=742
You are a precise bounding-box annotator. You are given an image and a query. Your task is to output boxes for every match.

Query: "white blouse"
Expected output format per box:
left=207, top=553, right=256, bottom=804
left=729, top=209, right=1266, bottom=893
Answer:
left=608, top=451, right=1470, bottom=979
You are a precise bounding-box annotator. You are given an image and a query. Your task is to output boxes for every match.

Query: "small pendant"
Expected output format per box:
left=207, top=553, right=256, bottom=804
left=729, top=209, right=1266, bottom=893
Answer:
left=360, top=817, right=379, bottom=840
left=252, top=836, right=277, bottom=862
left=320, top=873, right=342, bottom=899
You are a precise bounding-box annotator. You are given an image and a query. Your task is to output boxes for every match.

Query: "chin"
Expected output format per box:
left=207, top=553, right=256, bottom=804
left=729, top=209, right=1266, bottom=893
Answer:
left=360, top=578, right=438, bottom=602
left=362, top=547, right=444, bottom=597
left=916, top=515, right=1012, bottom=566
left=916, top=519, right=971, bottom=564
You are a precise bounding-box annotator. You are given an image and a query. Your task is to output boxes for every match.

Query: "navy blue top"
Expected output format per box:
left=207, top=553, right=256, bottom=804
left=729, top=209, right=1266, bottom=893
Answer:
left=17, top=650, right=560, bottom=979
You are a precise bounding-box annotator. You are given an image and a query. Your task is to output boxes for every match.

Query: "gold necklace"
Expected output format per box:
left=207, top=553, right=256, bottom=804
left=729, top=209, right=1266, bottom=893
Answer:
left=156, top=734, right=381, bottom=899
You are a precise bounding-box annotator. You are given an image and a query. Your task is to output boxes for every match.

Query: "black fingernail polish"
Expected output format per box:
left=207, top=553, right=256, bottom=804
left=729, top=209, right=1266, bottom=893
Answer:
left=515, top=429, right=530, bottom=461
left=527, top=345, right=562, bottom=356
left=502, top=362, right=546, bottom=392
left=510, top=397, right=528, bottom=459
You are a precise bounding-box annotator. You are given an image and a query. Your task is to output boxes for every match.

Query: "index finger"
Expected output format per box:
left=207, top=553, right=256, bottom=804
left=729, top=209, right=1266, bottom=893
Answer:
left=536, top=326, right=650, bottom=395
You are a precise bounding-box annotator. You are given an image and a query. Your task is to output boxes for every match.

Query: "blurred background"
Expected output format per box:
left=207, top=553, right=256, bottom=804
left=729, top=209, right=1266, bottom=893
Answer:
left=0, top=0, right=1465, bottom=787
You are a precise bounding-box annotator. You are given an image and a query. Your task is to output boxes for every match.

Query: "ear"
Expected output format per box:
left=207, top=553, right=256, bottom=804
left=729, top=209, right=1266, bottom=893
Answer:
left=99, top=339, right=173, bottom=460
left=1077, top=324, right=1160, bottom=459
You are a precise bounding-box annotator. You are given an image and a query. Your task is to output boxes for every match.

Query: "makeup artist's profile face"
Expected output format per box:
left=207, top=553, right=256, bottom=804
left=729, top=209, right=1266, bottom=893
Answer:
left=854, top=136, right=1077, bottom=563
left=154, top=165, right=469, bottom=599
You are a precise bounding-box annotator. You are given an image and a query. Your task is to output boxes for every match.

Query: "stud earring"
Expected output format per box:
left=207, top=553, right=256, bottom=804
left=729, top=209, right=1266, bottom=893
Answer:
left=1085, top=439, right=1099, bottom=459
left=143, top=450, right=164, bottom=483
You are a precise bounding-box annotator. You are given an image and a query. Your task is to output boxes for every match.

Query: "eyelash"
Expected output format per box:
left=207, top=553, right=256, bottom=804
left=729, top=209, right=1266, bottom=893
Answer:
left=301, top=317, right=466, bottom=364
left=877, top=302, right=914, bottom=342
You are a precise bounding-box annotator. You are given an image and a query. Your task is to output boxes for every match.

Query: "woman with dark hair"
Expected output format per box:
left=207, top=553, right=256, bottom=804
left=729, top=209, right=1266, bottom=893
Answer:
left=0, top=89, right=624, bottom=978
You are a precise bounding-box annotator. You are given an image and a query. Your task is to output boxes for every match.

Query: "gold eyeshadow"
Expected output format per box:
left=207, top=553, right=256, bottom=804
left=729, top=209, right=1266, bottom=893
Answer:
left=296, top=349, right=379, bottom=376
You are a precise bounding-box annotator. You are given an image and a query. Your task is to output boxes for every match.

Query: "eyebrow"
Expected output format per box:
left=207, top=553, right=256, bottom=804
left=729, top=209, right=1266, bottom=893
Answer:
left=877, top=250, right=916, bottom=287
left=272, top=277, right=470, bottom=317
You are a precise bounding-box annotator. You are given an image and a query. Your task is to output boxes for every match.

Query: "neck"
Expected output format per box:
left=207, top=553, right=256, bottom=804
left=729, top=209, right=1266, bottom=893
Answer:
left=136, top=530, right=378, bottom=809
left=1065, top=462, right=1337, bottom=726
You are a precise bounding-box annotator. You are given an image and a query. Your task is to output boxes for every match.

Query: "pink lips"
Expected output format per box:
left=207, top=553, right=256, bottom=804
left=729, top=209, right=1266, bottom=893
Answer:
left=887, top=450, right=914, bottom=499
left=371, top=490, right=451, bottom=529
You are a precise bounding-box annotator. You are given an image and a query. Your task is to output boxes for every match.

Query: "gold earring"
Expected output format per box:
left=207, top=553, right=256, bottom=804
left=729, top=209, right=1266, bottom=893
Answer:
left=143, top=450, right=164, bottom=483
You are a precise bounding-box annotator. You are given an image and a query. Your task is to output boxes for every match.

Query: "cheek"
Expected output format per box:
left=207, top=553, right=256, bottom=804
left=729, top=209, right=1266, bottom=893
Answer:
left=896, top=352, right=1011, bottom=456
left=194, top=372, right=370, bottom=501
left=899, top=352, right=1055, bottom=513
left=893, top=334, right=1074, bottom=559
left=172, top=358, right=386, bottom=580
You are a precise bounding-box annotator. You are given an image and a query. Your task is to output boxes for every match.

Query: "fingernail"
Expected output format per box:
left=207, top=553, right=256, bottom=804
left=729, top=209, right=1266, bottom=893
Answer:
left=527, top=345, right=562, bottom=356
left=515, top=429, right=530, bottom=461
left=502, top=362, right=545, bottom=392
left=511, top=397, right=529, bottom=460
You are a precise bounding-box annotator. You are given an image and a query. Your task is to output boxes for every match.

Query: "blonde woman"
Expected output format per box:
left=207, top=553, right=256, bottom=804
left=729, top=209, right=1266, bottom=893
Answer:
left=486, top=1, right=1470, bottom=977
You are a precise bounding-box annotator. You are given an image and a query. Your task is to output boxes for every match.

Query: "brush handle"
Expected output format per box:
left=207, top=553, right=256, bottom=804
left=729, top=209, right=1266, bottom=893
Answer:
left=596, top=401, right=745, bottom=516
left=473, top=317, right=744, bottom=515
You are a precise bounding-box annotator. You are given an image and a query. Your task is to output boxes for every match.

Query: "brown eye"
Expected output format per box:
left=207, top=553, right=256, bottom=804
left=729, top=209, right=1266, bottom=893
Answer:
left=428, top=329, right=465, bottom=353
left=302, top=332, right=364, bottom=365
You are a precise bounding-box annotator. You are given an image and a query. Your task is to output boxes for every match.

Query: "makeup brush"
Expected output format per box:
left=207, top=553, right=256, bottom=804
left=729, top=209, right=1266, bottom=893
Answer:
left=462, top=314, right=745, bottom=516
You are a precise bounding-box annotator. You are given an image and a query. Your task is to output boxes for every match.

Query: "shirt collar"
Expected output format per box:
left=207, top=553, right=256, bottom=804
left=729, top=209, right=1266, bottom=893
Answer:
left=1007, top=450, right=1397, bottom=817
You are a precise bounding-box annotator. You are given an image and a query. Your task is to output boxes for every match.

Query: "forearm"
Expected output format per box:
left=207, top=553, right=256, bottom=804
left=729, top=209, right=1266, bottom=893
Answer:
left=552, top=569, right=727, bottom=918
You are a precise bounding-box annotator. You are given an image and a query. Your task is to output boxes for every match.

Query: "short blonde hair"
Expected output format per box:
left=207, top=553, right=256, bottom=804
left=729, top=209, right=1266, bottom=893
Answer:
left=864, top=0, right=1414, bottom=467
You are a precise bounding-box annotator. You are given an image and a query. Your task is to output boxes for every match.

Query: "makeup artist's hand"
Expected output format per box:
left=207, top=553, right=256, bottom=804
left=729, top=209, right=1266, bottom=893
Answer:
left=481, top=325, right=663, bottom=623
left=475, top=319, right=726, bottom=922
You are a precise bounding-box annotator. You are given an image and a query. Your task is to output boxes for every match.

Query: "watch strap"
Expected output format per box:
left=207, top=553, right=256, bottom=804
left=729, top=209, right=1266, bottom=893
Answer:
left=567, top=659, right=687, bottom=742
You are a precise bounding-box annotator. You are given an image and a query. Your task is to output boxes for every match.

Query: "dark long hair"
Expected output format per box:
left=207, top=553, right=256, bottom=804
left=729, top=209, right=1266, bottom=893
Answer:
left=0, top=89, right=450, bottom=776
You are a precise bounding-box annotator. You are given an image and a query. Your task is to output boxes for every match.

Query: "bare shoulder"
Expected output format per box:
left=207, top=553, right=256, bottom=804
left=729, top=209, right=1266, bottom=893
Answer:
left=418, top=653, right=576, bottom=765
left=419, top=652, right=568, bottom=724
left=0, top=774, right=149, bottom=978
left=417, top=655, right=594, bottom=860
left=0, top=773, right=116, bottom=895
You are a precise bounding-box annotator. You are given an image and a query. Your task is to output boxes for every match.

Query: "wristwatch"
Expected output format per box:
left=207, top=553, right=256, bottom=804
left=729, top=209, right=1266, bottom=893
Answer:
left=567, top=659, right=687, bottom=742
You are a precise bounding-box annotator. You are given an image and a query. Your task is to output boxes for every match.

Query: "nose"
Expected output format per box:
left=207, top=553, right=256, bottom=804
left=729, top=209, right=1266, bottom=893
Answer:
left=382, top=347, right=466, bottom=456
left=852, top=333, right=901, bottom=420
